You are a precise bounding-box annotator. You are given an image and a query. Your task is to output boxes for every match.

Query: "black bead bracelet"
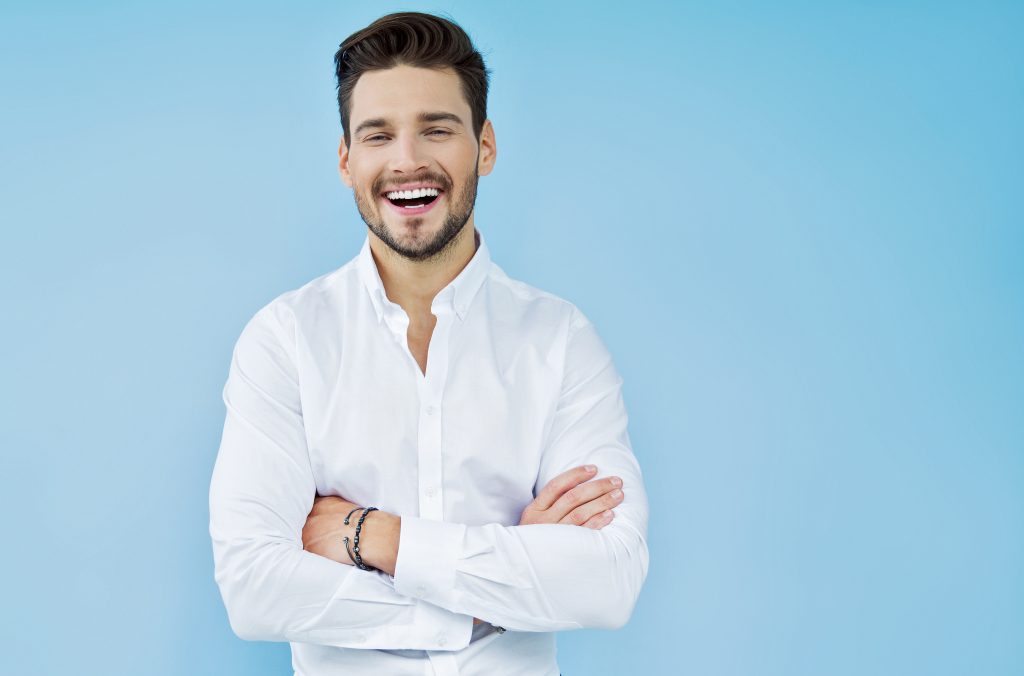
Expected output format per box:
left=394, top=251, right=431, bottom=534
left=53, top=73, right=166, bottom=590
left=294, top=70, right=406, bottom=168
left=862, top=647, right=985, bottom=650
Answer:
left=342, top=506, right=380, bottom=571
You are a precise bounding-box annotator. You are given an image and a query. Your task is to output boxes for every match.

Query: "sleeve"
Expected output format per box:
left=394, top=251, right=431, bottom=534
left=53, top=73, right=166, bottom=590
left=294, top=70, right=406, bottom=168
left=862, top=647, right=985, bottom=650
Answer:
left=209, top=303, right=473, bottom=650
left=392, top=307, right=650, bottom=632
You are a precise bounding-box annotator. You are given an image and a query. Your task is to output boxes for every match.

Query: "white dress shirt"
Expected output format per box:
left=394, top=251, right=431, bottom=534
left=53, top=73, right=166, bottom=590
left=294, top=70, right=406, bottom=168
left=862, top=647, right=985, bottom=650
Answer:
left=209, top=229, right=650, bottom=676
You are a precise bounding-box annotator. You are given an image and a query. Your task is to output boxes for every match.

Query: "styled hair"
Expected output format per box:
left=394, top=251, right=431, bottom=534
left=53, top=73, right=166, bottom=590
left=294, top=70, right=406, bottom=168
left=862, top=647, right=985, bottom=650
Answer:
left=334, top=12, right=491, bottom=146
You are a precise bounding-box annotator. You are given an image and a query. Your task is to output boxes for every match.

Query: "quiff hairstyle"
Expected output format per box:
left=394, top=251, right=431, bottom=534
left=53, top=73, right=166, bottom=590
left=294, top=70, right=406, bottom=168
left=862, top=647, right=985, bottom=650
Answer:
left=334, top=12, right=491, bottom=146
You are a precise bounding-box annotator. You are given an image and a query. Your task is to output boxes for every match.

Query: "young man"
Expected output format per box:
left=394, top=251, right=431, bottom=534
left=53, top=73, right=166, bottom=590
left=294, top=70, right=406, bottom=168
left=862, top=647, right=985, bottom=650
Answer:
left=209, top=11, right=649, bottom=676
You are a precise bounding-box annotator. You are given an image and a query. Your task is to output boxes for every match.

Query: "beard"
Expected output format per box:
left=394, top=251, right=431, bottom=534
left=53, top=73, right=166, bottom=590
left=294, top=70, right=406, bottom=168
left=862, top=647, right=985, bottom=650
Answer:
left=354, top=166, right=478, bottom=262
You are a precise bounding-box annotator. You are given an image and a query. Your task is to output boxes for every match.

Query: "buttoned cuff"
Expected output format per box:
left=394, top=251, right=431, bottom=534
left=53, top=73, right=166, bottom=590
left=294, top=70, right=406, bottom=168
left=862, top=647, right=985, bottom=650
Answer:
left=393, top=515, right=466, bottom=608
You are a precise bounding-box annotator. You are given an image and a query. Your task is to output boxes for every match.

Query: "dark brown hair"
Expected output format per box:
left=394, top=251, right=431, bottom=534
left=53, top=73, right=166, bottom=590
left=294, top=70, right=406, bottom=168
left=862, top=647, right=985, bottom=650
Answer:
left=334, top=12, right=491, bottom=146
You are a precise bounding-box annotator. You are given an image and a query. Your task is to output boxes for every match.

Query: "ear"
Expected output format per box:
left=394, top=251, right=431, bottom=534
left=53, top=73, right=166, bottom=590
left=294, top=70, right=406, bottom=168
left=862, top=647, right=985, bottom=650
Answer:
left=476, top=119, right=497, bottom=177
left=338, top=135, right=353, bottom=187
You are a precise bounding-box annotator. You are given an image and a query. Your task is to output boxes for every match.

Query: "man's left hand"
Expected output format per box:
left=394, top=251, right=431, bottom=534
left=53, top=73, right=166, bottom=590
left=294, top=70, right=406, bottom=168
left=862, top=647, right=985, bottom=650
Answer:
left=302, top=494, right=489, bottom=626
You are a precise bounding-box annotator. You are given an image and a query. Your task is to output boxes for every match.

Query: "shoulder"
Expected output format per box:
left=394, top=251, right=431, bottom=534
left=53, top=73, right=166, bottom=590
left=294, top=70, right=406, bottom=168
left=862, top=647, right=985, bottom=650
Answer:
left=484, top=262, right=591, bottom=333
left=239, top=256, right=362, bottom=345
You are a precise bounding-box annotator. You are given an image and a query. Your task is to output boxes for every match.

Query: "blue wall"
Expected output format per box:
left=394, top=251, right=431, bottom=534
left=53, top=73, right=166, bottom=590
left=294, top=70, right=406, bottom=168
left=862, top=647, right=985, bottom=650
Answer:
left=1, top=1, right=1021, bottom=674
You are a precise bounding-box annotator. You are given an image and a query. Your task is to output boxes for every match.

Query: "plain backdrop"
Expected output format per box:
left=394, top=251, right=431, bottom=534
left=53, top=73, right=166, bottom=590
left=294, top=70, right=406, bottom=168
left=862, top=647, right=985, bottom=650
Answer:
left=1, top=1, right=1021, bottom=674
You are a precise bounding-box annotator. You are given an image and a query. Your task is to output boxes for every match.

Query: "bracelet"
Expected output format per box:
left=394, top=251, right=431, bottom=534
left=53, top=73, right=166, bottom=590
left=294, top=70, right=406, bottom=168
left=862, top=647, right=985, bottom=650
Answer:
left=342, top=506, right=379, bottom=571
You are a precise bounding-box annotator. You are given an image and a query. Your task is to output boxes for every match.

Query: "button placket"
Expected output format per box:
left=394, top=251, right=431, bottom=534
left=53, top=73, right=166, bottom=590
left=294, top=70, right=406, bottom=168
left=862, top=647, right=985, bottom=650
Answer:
left=416, top=310, right=454, bottom=522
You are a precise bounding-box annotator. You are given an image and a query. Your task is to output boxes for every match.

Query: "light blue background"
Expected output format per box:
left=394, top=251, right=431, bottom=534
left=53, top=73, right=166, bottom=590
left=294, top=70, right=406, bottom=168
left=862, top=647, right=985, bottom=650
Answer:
left=1, top=1, right=1021, bottom=674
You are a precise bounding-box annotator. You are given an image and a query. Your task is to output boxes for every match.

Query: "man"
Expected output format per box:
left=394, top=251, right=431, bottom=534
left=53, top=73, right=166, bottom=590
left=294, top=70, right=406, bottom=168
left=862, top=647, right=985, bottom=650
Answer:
left=209, top=11, right=649, bottom=676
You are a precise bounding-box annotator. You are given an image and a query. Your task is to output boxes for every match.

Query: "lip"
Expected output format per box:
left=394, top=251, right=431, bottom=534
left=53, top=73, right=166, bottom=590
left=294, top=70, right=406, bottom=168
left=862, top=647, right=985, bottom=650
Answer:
left=380, top=191, right=444, bottom=217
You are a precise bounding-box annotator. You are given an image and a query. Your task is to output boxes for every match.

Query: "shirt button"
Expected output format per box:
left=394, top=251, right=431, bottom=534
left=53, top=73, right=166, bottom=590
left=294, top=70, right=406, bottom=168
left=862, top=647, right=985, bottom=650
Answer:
left=425, top=486, right=436, bottom=497
left=417, top=584, right=428, bottom=594
left=436, top=633, right=447, bottom=647
left=353, top=633, right=366, bottom=644
left=456, top=303, right=467, bottom=314
left=425, top=405, right=437, bottom=416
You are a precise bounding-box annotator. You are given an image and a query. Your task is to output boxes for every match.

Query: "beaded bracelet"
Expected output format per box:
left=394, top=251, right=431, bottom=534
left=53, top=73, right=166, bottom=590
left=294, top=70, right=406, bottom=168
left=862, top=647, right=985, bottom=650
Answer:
left=342, top=506, right=379, bottom=571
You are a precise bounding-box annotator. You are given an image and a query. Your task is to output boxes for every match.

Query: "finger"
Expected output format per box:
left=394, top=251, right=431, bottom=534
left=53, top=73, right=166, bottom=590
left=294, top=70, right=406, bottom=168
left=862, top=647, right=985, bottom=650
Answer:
left=550, top=476, right=622, bottom=521
left=531, top=465, right=597, bottom=511
left=580, top=509, right=615, bottom=529
left=558, top=487, right=624, bottom=527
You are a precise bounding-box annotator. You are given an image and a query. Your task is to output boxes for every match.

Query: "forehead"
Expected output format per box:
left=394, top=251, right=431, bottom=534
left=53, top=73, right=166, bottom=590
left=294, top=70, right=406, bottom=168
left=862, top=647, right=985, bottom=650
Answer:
left=350, top=64, right=470, bottom=126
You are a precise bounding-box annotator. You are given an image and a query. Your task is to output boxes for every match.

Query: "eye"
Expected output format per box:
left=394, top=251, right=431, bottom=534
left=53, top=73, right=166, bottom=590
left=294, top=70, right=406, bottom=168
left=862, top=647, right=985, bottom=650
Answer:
left=364, top=134, right=389, bottom=142
left=427, top=129, right=452, bottom=137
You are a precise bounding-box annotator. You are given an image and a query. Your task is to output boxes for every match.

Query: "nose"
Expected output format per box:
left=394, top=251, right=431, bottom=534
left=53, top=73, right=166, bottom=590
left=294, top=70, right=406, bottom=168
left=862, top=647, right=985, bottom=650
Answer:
left=388, top=133, right=429, bottom=174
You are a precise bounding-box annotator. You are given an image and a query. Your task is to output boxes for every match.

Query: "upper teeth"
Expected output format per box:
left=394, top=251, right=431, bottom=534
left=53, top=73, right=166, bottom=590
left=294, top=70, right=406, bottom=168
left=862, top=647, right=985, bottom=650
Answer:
left=386, top=187, right=440, bottom=200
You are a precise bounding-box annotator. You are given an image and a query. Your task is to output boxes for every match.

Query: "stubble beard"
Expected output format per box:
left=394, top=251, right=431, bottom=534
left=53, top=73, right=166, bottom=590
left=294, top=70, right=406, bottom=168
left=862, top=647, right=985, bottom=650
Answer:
left=355, top=167, right=479, bottom=263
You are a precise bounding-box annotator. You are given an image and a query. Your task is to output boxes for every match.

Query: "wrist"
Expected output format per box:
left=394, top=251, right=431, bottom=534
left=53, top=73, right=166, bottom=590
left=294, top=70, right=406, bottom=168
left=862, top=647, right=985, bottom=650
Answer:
left=359, top=510, right=401, bottom=577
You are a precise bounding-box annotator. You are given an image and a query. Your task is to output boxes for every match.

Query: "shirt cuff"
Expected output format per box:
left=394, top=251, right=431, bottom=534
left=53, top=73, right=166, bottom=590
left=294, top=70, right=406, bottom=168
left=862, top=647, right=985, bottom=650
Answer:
left=393, top=515, right=466, bottom=608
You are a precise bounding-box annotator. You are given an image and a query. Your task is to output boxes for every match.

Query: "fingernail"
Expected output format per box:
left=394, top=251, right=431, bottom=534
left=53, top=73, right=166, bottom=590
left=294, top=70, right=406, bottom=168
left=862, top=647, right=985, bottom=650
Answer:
left=585, top=465, right=596, bottom=473
left=611, top=489, right=623, bottom=499
left=610, top=477, right=622, bottom=487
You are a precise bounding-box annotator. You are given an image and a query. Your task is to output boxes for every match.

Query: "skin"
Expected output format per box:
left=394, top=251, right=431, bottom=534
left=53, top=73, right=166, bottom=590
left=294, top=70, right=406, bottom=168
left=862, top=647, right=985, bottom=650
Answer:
left=303, top=64, right=625, bottom=626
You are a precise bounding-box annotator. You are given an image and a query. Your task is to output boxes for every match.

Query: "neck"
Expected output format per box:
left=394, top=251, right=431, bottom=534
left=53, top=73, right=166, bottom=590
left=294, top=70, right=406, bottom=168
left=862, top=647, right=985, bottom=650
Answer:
left=368, top=223, right=479, bottom=318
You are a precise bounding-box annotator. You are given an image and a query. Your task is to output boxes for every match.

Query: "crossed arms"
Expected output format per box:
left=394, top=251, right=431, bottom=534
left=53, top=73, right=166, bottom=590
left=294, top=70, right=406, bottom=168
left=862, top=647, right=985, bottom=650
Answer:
left=208, top=304, right=650, bottom=650
left=301, top=463, right=629, bottom=628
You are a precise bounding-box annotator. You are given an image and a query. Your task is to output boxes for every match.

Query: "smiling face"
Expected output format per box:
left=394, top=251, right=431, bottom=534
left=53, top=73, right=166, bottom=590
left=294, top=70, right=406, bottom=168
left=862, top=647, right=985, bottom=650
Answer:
left=338, top=65, right=496, bottom=261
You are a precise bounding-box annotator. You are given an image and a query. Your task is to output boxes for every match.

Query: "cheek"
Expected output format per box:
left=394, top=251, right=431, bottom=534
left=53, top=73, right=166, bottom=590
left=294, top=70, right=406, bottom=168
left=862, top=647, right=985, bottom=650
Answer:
left=346, top=159, right=379, bottom=192
left=355, top=176, right=381, bottom=202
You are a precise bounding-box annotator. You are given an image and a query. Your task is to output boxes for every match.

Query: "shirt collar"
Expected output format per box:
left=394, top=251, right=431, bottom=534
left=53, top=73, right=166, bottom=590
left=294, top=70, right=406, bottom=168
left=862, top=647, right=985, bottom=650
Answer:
left=357, top=229, right=491, bottom=324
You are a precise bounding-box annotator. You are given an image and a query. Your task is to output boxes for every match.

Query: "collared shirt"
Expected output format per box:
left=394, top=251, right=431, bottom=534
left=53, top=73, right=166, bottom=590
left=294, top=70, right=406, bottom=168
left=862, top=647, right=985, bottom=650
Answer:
left=209, top=230, right=650, bottom=676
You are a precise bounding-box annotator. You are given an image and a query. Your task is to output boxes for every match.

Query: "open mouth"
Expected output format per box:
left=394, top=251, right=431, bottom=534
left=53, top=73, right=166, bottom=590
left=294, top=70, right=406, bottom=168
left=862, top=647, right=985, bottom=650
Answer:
left=383, top=187, right=442, bottom=209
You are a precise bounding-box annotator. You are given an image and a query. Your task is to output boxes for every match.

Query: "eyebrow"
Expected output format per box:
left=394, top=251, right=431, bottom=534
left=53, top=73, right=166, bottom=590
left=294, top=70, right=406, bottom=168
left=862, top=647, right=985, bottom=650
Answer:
left=353, top=111, right=465, bottom=137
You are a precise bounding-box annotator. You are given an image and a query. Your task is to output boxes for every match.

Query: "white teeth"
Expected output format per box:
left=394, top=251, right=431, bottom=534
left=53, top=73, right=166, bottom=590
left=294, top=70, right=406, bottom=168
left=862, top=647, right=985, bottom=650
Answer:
left=385, top=187, right=440, bottom=200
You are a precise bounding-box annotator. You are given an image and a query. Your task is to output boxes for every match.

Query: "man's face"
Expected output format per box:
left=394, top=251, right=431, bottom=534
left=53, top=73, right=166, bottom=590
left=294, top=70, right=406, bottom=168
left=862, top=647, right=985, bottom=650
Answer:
left=339, top=65, right=496, bottom=261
